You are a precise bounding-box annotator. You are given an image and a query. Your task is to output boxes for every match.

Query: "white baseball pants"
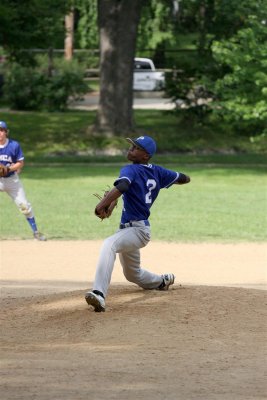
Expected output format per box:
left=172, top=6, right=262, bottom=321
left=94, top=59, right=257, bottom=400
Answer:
left=0, top=174, right=33, bottom=217
left=93, top=221, right=163, bottom=298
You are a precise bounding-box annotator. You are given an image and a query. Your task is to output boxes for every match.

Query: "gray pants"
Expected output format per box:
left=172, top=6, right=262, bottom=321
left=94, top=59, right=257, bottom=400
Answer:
left=93, top=221, right=163, bottom=298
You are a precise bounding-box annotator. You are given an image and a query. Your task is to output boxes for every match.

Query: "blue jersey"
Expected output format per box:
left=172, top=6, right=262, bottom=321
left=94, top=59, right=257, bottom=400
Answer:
left=114, top=163, right=179, bottom=223
left=0, top=139, right=24, bottom=177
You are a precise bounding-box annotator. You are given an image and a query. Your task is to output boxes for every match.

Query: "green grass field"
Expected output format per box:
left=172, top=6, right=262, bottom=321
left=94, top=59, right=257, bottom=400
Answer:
left=1, top=164, right=266, bottom=242
left=0, top=109, right=266, bottom=242
left=0, top=109, right=266, bottom=156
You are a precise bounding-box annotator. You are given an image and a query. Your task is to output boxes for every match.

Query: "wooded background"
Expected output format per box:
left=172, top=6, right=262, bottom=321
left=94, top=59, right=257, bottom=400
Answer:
left=0, top=0, right=266, bottom=143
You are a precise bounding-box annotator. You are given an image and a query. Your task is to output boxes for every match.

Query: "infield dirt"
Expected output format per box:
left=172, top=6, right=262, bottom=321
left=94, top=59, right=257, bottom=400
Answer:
left=1, top=241, right=266, bottom=400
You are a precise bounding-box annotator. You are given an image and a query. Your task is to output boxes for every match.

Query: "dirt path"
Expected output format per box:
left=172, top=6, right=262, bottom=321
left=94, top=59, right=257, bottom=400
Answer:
left=0, top=241, right=266, bottom=400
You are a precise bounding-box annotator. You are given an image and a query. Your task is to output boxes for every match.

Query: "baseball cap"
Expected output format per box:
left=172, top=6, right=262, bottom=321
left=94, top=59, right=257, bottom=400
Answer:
left=0, top=121, right=8, bottom=130
left=126, top=135, right=157, bottom=157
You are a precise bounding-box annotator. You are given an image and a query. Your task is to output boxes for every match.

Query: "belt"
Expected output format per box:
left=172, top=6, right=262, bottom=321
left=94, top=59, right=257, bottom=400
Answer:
left=2, top=172, right=15, bottom=179
left=119, top=220, right=150, bottom=229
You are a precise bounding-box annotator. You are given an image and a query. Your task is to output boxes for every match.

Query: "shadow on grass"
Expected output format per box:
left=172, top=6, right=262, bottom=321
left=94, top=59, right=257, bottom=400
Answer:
left=21, top=163, right=267, bottom=180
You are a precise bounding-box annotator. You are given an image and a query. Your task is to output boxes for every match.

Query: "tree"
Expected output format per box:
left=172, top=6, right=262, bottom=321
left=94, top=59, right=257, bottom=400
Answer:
left=0, top=0, right=70, bottom=64
left=137, top=0, right=174, bottom=57
left=211, top=14, right=267, bottom=136
left=76, top=0, right=98, bottom=49
left=96, top=0, right=145, bottom=135
left=65, top=9, right=75, bottom=60
left=172, top=0, right=263, bottom=55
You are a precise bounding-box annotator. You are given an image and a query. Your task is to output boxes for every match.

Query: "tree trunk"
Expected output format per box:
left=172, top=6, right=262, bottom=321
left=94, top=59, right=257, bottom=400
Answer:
left=65, top=10, right=74, bottom=60
left=198, top=0, right=215, bottom=55
left=47, top=47, right=54, bottom=77
left=198, top=1, right=206, bottom=55
left=96, top=0, right=144, bottom=136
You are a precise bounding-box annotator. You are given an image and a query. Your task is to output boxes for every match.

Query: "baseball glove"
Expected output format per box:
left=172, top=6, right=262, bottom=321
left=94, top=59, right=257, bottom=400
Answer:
left=0, top=164, right=10, bottom=177
left=93, top=188, right=118, bottom=220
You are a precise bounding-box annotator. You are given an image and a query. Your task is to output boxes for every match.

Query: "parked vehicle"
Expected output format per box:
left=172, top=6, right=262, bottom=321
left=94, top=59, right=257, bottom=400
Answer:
left=133, top=58, right=165, bottom=91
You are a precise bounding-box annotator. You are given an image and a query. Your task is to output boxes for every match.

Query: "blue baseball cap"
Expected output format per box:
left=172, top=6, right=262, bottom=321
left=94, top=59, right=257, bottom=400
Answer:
left=126, top=135, right=157, bottom=157
left=0, top=121, right=8, bottom=130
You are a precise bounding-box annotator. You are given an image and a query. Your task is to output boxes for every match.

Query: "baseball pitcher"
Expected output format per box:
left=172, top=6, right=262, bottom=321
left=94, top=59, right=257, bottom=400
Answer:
left=85, top=135, right=190, bottom=312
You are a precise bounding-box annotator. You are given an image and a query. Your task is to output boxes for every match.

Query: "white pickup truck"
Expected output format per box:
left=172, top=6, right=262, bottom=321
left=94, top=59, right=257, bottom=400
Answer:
left=133, top=58, right=165, bottom=91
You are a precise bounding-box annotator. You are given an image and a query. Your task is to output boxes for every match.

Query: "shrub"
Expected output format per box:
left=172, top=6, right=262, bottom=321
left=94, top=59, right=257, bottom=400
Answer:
left=3, top=64, right=45, bottom=110
left=3, top=58, right=87, bottom=111
left=42, top=58, right=88, bottom=111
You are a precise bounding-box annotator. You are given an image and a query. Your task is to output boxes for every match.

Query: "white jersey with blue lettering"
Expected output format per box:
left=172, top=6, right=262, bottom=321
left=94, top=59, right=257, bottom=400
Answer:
left=0, top=138, right=24, bottom=178
left=0, top=138, right=33, bottom=217
left=114, top=163, right=179, bottom=223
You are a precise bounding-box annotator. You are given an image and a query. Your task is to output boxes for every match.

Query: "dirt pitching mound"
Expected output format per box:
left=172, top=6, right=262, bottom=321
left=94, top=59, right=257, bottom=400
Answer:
left=1, top=240, right=266, bottom=399
left=1, top=284, right=266, bottom=400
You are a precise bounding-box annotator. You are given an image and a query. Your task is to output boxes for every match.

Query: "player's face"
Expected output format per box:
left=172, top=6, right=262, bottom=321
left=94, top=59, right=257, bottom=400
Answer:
left=127, top=144, right=150, bottom=164
left=0, top=128, right=7, bottom=144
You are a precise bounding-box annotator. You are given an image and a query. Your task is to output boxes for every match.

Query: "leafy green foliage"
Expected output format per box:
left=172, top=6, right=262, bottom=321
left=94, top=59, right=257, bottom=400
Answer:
left=0, top=0, right=71, bottom=64
left=3, top=64, right=45, bottom=110
left=211, top=15, right=267, bottom=137
left=3, top=58, right=88, bottom=111
left=164, top=1, right=267, bottom=144
left=42, top=58, right=88, bottom=111
left=75, top=0, right=98, bottom=50
left=137, top=0, right=174, bottom=51
left=136, top=0, right=266, bottom=69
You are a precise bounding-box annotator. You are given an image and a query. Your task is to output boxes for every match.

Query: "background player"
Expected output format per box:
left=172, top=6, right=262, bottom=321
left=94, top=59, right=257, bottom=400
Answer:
left=85, top=135, right=190, bottom=312
left=0, top=120, right=46, bottom=241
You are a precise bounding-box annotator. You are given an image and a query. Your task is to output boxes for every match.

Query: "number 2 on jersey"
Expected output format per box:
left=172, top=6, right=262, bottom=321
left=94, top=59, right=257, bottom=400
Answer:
left=145, top=179, right=156, bottom=204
